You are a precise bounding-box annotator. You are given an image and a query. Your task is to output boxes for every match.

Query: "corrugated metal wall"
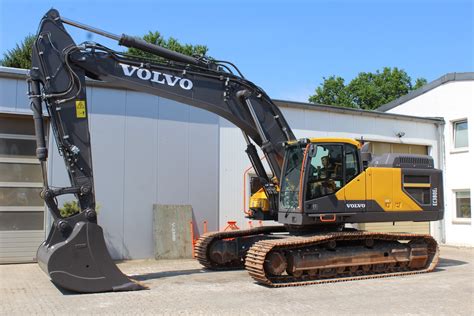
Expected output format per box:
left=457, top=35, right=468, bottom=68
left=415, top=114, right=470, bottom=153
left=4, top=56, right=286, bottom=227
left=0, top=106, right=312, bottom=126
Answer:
left=48, top=86, right=219, bottom=260
left=0, top=73, right=29, bottom=113
left=0, top=70, right=221, bottom=262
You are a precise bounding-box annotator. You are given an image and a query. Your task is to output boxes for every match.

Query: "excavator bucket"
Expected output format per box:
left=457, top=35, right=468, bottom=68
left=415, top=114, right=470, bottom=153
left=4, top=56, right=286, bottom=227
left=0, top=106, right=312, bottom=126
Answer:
left=37, top=221, right=146, bottom=293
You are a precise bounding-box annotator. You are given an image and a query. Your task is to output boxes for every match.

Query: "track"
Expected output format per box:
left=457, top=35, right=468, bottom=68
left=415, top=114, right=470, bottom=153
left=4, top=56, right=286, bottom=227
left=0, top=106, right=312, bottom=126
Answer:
left=195, top=225, right=286, bottom=270
left=245, top=231, right=439, bottom=287
left=195, top=228, right=439, bottom=287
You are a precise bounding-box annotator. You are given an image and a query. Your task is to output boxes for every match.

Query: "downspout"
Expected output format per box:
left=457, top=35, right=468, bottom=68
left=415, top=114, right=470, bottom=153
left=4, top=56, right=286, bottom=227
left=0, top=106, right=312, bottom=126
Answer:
left=436, top=120, right=446, bottom=244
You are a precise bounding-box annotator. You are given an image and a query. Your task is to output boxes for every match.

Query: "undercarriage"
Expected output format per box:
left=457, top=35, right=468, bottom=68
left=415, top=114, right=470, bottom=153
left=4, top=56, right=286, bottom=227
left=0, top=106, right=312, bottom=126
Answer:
left=195, top=226, right=439, bottom=287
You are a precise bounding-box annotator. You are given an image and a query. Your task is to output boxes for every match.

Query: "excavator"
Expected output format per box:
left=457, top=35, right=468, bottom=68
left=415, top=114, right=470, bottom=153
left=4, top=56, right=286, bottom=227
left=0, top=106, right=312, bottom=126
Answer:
left=28, top=9, right=443, bottom=293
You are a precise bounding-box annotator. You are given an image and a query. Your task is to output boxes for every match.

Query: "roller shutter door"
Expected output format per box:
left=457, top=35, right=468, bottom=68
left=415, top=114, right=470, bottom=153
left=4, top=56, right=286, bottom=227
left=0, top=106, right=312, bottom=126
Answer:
left=359, top=142, right=430, bottom=235
left=0, top=115, right=46, bottom=263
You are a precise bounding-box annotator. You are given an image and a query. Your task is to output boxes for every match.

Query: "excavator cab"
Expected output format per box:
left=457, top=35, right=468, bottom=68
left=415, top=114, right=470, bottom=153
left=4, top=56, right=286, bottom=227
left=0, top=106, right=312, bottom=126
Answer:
left=278, top=138, right=360, bottom=223
left=249, top=138, right=362, bottom=221
left=277, top=138, right=443, bottom=227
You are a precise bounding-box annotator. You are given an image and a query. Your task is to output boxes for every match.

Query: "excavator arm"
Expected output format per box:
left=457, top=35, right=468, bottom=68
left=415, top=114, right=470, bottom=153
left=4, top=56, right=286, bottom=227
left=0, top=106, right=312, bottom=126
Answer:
left=28, top=9, right=294, bottom=292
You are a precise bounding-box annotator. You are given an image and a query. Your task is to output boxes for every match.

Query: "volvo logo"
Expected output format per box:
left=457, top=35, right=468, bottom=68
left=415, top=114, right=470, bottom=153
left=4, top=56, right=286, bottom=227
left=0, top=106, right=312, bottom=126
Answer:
left=346, top=203, right=366, bottom=209
left=119, top=63, right=193, bottom=90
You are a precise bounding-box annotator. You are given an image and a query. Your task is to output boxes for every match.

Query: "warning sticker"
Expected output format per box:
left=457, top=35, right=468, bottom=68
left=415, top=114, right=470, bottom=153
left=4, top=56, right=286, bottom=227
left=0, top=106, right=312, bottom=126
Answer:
left=76, top=100, right=86, bottom=118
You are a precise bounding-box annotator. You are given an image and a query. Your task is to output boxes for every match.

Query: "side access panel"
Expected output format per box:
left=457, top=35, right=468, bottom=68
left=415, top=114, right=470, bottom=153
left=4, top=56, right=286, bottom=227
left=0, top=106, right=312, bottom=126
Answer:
left=366, top=168, right=422, bottom=212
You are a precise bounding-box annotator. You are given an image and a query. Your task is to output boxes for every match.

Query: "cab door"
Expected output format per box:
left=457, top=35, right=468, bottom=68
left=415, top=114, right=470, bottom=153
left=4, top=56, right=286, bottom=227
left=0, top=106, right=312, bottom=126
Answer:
left=339, top=144, right=366, bottom=213
left=303, top=143, right=345, bottom=214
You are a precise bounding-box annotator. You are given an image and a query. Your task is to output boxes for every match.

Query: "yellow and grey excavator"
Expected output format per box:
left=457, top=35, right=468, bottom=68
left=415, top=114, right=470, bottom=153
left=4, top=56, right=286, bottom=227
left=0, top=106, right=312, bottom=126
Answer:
left=28, top=9, right=443, bottom=293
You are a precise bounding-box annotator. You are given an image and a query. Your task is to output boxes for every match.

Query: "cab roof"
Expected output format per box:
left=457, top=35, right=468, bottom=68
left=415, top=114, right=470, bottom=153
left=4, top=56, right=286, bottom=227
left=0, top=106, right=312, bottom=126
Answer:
left=309, top=137, right=361, bottom=148
left=287, top=138, right=361, bottom=148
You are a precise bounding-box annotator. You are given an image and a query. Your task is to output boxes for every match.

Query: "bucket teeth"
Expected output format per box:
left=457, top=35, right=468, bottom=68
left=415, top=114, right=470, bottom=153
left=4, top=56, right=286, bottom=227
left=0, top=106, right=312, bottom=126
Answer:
left=37, top=222, right=146, bottom=293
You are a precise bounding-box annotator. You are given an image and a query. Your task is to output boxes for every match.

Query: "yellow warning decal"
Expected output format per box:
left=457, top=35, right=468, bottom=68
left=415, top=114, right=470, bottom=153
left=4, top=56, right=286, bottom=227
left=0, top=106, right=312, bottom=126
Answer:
left=75, top=100, right=86, bottom=118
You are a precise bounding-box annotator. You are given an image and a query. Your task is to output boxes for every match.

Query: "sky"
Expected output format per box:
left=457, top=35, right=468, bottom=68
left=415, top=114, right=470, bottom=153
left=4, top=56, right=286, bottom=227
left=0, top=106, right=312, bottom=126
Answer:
left=0, top=0, right=472, bottom=102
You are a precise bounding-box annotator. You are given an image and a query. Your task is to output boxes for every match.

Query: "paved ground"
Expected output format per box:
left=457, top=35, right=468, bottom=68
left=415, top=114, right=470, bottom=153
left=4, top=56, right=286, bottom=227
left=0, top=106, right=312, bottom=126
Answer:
left=0, top=245, right=472, bottom=315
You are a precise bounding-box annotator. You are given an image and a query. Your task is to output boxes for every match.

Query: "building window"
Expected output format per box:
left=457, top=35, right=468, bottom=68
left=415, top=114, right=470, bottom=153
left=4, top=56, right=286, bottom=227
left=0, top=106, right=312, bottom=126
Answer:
left=453, top=120, right=468, bottom=149
left=454, top=190, right=471, bottom=222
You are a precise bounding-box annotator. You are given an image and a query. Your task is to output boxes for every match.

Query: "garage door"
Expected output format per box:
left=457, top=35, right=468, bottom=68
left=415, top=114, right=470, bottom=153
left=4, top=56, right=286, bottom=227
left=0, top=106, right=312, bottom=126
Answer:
left=0, top=115, right=46, bottom=263
left=358, top=142, right=430, bottom=235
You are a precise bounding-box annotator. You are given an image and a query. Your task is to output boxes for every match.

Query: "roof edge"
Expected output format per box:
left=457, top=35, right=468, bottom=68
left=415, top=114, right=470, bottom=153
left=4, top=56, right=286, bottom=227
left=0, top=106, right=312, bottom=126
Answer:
left=377, top=72, right=474, bottom=112
left=273, top=99, right=444, bottom=124
left=0, top=66, right=28, bottom=77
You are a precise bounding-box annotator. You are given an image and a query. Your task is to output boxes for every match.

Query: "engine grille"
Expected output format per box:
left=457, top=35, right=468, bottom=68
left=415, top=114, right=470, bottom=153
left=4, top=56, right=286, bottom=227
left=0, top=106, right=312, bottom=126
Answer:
left=394, top=155, right=434, bottom=169
left=369, top=153, right=434, bottom=169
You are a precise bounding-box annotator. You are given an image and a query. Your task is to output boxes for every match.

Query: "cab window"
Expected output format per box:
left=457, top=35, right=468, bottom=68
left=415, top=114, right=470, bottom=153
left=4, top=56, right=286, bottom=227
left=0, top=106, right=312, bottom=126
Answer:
left=305, top=143, right=362, bottom=201
left=280, top=144, right=305, bottom=209
left=306, top=144, right=343, bottom=200
left=345, top=144, right=360, bottom=183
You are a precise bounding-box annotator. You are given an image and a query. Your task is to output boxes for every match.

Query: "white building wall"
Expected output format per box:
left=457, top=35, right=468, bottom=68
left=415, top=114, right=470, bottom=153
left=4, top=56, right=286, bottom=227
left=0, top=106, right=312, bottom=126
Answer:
left=219, top=105, right=442, bottom=236
left=387, top=80, right=474, bottom=246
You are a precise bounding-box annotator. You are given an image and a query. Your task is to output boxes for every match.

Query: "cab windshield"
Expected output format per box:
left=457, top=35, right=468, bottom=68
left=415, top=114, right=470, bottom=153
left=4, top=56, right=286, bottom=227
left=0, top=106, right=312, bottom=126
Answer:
left=279, top=144, right=305, bottom=210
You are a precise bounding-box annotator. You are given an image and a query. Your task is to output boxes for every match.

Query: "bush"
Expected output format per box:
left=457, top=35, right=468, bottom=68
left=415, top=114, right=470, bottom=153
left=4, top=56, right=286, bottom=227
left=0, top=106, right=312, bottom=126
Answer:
left=59, top=201, right=81, bottom=218
left=58, top=201, right=101, bottom=218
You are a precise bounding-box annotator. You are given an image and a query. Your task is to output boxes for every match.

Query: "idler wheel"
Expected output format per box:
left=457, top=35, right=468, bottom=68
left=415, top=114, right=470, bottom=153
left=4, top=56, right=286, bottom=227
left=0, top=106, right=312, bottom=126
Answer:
left=209, top=241, right=237, bottom=264
left=264, top=251, right=287, bottom=276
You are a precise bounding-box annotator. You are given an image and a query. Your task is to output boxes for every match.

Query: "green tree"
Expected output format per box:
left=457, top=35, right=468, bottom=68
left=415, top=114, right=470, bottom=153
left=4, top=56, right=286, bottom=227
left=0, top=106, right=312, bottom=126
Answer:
left=413, top=77, right=428, bottom=89
left=308, top=76, right=352, bottom=106
left=309, top=67, right=427, bottom=110
left=0, top=31, right=208, bottom=70
left=0, top=34, right=35, bottom=69
left=127, top=31, right=208, bottom=63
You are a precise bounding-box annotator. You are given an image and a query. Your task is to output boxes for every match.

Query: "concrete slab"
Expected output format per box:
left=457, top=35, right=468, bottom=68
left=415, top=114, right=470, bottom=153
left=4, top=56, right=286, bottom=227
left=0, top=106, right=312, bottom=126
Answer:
left=0, top=245, right=472, bottom=315
left=154, top=204, right=193, bottom=259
